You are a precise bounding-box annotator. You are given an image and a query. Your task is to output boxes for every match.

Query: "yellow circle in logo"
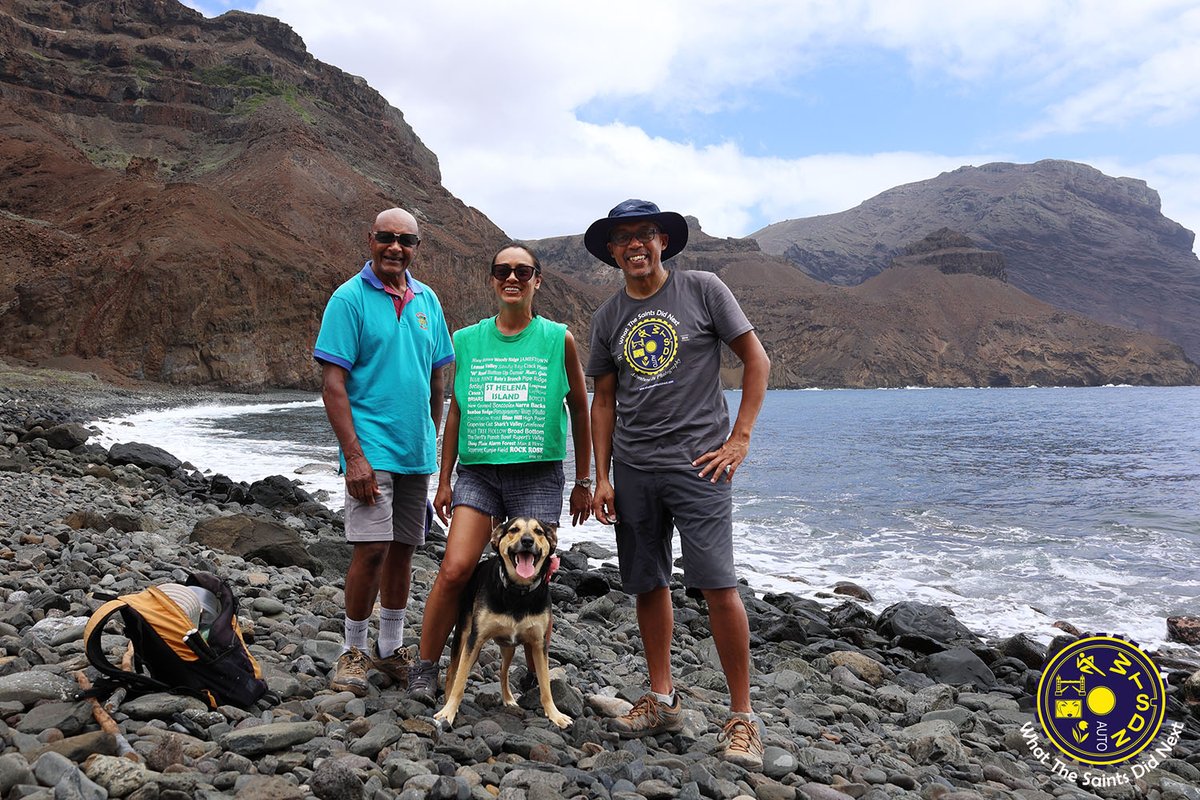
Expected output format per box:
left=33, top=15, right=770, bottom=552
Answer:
left=1036, top=636, right=1165, bottom=766
left=1086, top=686, right=1116, bottom=715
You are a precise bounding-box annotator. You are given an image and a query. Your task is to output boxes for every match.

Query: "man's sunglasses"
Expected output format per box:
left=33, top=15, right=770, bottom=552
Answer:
left=490, top=264, right=539, bottom=282
left=372, top=231, right=421, bottom=247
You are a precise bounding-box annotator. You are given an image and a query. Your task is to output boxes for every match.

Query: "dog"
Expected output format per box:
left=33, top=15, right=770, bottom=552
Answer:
left=433, top=517, right=571, bottom=729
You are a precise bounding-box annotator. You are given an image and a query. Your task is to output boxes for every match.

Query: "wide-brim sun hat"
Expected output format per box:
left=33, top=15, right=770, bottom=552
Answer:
left=584, top=199, right=689, bottom=268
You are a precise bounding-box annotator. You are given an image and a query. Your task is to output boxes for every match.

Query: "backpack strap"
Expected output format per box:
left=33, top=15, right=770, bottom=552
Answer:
left=83, top=598, right=175, bottom=697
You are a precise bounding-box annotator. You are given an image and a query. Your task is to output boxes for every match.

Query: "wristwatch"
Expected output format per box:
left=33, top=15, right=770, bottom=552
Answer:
left=574, top=478, right=593, bottom=489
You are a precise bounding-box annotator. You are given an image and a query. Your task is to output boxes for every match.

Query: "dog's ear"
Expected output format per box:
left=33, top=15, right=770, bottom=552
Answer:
left=540, top=520, right=559, bottom=552
left=490, top=518, right=511, bottom=551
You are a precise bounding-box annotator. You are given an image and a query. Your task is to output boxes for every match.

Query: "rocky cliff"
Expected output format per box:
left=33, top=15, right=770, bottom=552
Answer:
left=0, top=0, right=596, bottom=390
left=752, top=160, right=1200, bottom=361
left=890, top=228, right=1007, bottom=281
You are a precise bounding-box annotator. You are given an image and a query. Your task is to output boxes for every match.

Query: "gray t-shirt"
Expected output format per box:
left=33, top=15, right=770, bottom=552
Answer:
left=587, top=269, right=754, bottom=471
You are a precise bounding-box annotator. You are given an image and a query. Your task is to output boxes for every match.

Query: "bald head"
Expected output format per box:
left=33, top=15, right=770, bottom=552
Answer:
left=375, top=207, right=418, bottom=234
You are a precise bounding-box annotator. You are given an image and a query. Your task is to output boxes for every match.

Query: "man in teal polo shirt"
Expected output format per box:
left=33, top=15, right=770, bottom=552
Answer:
left=314, top=207, right=454, bottom=696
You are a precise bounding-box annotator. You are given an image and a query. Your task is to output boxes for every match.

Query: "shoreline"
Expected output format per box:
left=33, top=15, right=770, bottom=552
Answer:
left=1, top=364, right=1198, bottom=799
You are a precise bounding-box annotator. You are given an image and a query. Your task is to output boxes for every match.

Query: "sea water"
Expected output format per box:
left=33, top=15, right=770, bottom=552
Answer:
left=91, top=386, right=1200, bottom=650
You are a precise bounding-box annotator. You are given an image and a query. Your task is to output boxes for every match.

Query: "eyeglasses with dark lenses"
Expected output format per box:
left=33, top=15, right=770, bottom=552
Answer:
left=491, top=264, right=538, bottom=282
left=372, top=231, right=421, bottom=247
left=609, top=225, right=660, bottom=246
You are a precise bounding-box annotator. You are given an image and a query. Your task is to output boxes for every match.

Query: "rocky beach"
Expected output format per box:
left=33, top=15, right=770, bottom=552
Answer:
left=1, top=367, right=1198, bottom=800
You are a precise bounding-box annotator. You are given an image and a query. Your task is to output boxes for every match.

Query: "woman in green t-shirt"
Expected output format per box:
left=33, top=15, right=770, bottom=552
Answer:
left=408, top=243, right=592, bottom=703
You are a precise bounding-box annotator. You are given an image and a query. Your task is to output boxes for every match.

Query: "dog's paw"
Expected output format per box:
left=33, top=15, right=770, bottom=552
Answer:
left=433, top=707, right=456, bottom=726
left=547, top=711, right=572, bottom=729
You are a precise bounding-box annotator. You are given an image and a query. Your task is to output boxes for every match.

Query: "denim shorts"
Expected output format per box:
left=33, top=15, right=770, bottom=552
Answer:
left=343, top=471, right=430, bottom=544
left=612, top=460, right=735, bottom=593
left=452, top=461, right=564, bottom=525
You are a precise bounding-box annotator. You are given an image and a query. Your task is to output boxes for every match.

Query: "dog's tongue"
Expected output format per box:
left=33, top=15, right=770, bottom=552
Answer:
left=515, top=553, right=536, bottom=579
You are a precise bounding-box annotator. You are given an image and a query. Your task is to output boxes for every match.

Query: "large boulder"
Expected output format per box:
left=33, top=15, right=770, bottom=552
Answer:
left=918, top=646, right=997, bottom=689
left=108, top=442, right=182, bottom=472
left=190, top=514, right=321, bottom=574
left=43, top=423, right=91, bottom=450
left=248, top=474, right=314, bottom=509
left=876, top=602, right=981, bottom=647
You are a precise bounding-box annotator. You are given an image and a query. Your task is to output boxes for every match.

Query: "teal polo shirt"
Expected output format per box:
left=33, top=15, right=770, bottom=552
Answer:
left=313, top=262, right=454, bottom=474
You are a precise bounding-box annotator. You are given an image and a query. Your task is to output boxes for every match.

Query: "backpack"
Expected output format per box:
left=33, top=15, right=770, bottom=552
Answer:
left=84, top=571, right=269, bottom=709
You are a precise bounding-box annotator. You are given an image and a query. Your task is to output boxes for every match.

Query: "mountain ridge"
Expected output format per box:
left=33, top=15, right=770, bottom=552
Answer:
left=752, top=160, right=1200, bottom=361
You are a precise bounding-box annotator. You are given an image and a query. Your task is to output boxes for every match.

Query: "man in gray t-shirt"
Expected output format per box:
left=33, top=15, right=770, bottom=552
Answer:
left=584, top=199, right=771, bottom=769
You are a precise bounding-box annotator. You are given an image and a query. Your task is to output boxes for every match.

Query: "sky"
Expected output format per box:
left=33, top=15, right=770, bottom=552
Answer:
left=182, top=1, right=1200, bottom=250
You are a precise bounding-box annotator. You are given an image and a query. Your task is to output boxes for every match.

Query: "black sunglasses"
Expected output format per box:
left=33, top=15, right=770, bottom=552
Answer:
left=372, top=231, right=420, bottom=247
left=490, top=263, right=539, bottom=282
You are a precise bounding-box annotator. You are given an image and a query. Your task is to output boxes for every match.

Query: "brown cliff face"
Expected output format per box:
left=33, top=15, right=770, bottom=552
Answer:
left=0, top=0, right=593, bottom=390
left=752, top=160, right=1200, bottom=361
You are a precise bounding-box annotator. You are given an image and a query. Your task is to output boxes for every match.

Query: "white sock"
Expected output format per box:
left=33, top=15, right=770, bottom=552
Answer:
left=653, top=689, right=676, bottom=706
left=343, top=616, right=369, bottom=653
left=377, top=606, right=406, bottom=656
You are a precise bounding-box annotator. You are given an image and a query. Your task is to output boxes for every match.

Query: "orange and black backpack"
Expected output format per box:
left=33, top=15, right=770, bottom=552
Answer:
left=84, top=571, right=269, bottom=709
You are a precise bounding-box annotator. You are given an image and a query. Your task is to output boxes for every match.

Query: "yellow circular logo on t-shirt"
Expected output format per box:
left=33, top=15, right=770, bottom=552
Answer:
left=623, top=316, right=679, bottom=377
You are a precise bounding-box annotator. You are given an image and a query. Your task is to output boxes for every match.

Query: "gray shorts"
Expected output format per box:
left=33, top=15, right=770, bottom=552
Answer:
left=612, top=460, right=735, bottom=593
left=343, top=471, right=429, bottom=544
left=451, top=461, right=564, bottom=525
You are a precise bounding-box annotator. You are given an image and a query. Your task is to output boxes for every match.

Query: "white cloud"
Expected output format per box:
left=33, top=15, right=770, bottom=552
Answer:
left=191, top=1, right=1199, bottom=248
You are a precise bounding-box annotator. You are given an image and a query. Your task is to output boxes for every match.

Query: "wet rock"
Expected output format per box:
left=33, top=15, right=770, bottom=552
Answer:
left=1167, top=616, right=1200, bottom=646
left=876, top=602, right=981, bottom=646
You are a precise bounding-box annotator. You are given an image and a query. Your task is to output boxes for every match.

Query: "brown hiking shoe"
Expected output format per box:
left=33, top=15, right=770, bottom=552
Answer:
left=719, top=715, right=764, bottom=769
left=610, top=692, right=683, bottom=738
left=372, top=643, right=413, bottom=688
left=329, top=647, right=370, bottom=697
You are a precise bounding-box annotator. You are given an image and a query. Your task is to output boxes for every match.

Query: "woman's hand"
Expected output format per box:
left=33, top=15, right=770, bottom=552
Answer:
left=433, top=480, right=453, bottom=524
left=569, top=484, right=592, bottom=526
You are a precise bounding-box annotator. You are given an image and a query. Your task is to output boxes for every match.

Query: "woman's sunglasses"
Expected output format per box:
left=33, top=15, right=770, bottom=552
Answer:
left=491, top=264, right=539, bottom=282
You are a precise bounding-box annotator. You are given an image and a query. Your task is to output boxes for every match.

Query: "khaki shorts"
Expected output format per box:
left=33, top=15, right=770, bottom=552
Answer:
left=343, top=471, right=430, bottom=545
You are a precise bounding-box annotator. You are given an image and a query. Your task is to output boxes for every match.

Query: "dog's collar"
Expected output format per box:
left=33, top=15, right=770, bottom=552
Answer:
left=498, top=568, right=545, bottom=594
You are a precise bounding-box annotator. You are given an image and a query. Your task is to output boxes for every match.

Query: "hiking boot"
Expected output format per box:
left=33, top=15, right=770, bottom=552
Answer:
left=407, top=658, right=438, bottom=705
left=719, top=715, right=764, bottom=770
left=372, top=643, right=413, bottom=688
left=329, top=647, right=370, bottom=697
left=610, top=692, right=683, bottom=738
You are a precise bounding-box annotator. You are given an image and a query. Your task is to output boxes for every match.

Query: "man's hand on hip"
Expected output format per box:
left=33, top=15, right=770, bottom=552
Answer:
left=693, top=432, right=750, bottom=483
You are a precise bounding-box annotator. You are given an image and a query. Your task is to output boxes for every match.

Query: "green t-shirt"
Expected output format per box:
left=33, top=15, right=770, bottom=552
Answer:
left=453, top=316, right=569, bottom=464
